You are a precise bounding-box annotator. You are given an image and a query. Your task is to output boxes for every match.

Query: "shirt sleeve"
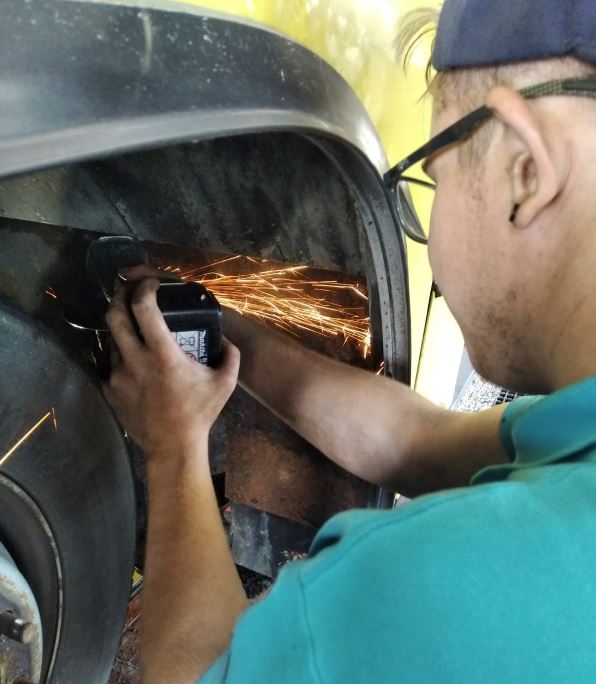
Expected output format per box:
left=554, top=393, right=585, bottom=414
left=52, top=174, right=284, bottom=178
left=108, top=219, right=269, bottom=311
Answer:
left=500, top=395, right=543, bottom=462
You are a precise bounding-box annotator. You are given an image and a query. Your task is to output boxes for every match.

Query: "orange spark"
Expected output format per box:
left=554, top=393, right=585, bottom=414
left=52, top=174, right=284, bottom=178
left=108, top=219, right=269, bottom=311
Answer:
left=177, top=255, right=242, bottom=280
left=166, top=256, right=372, bottom=357
left=51, top=407, right=58, bottom=431
left=0, top=411, right=52, bottom=468
left=44, top=287, right=58, bottom=300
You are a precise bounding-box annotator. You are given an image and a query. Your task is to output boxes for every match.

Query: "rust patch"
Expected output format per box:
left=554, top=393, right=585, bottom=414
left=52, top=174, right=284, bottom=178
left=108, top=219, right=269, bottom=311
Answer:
left=225, top=425, right=376, bottom=528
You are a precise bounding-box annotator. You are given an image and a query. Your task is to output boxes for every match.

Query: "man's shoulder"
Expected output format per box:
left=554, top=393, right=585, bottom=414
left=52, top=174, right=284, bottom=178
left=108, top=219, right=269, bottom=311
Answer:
left=289, top=474, right=596, bottom=682
left=200, top=471, right=596, bottom=684
left=305, top=481, right=523, bottom=577
left=307, top=457, right=594, bottom=582
left=298, top=464, right=596, bottom=620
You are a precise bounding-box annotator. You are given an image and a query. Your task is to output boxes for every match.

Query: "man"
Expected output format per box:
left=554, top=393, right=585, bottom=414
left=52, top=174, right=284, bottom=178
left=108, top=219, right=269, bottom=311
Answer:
left=104, top=1, right=596, bottom=681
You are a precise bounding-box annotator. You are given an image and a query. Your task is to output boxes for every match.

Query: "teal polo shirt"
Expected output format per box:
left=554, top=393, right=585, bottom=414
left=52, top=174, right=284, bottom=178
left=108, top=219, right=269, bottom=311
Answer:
left=200, top=377, right=596, bottom=683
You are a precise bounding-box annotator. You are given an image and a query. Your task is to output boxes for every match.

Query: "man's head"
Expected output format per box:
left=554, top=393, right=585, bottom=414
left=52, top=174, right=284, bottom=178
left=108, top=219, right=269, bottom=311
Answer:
left=396, top=2, right=596, bottom=394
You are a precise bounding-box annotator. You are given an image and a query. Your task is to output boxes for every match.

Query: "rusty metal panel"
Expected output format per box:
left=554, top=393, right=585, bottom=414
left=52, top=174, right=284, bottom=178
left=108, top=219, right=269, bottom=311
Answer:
left=224, top=389, right=377, bottom=529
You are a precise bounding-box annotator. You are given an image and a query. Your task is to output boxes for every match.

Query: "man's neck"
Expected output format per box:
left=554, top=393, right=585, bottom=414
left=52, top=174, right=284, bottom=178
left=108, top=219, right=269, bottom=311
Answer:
left=547, top=283, right=596, bottom=390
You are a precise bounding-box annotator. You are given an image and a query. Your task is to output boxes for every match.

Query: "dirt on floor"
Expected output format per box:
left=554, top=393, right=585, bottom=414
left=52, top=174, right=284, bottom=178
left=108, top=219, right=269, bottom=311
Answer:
left=109, top=568, right=272, bottom=683
left=109, top=594, right=141, bottom=684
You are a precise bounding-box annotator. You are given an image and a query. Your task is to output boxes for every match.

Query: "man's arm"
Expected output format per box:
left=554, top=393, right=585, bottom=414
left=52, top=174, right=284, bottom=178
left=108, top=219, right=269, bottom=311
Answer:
left=225, top=309, right=509, bottom=497
left=104, top=279, right=247, bottom=683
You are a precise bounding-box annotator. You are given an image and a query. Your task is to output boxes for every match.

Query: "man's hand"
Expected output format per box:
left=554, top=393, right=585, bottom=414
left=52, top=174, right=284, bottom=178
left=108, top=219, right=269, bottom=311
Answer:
left=103, top=276, right=240, bottom=460
left=102, top=274, right=247, bottom=684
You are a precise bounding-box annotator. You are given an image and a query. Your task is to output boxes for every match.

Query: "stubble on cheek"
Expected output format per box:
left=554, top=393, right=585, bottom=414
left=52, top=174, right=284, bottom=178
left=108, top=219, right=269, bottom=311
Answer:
left=432, top=155, right=540, bottom=387
left=464, top=287, right=537, bottom=391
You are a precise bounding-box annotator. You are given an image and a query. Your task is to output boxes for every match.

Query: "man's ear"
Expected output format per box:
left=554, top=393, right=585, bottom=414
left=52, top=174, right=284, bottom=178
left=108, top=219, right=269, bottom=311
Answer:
left=487, top=86, right=566, bottom=227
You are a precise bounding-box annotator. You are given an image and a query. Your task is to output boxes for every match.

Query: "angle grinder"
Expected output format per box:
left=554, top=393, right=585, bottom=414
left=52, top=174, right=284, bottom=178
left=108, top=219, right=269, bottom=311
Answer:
left=63, top=236, right=222, bottom=377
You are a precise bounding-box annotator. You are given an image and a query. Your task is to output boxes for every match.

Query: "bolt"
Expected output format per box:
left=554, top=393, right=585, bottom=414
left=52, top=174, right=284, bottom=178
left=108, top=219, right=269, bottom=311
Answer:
left=0, top=611, right=35, bottom=645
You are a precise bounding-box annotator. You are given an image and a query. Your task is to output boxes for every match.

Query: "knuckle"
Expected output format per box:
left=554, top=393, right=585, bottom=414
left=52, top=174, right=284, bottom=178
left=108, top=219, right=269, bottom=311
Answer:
left=105, top=307, right=121, bottom=325
left=222, top=371, right=238, bottom=392
left=131, top=281, right=160, bottom=312
left=156, top=347, right=176, bottom=368
left=109, top=286, right=124, bottom=304
left=109, top=368, right=127, bottom=390
left=131, top=292, right=149, bottom=311
left=108, top=363, right=139, bottom=392
left=131, top=280, right=148, bottom=301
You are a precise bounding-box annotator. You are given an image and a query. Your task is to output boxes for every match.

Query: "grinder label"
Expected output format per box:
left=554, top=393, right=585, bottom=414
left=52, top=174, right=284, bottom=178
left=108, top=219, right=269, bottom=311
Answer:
left=171, top=330, right=208, bottom=365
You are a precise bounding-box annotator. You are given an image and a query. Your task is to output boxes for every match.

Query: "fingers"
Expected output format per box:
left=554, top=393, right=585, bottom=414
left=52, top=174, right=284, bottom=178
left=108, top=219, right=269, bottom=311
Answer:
left=101, top=381, right=114, bottom=409
left=110, top=338, right=122, bottom=370
left=119, top=264, right=163, bottom=282
left=105, top=285, right=143, bottom=364
left=130, top=278, right=178, bottom=354
left=218, top=338, right=241, bottom=385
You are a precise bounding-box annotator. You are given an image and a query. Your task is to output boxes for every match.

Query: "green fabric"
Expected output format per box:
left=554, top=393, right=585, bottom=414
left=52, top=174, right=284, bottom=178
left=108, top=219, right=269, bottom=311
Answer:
left=199, top=377, right=596, bottom=683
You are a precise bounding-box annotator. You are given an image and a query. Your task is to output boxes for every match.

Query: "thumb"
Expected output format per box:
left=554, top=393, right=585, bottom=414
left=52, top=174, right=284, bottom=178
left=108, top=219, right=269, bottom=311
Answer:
left=119, top=264, right=164, bottom=282
left=218, top=338, right=241, bottom=380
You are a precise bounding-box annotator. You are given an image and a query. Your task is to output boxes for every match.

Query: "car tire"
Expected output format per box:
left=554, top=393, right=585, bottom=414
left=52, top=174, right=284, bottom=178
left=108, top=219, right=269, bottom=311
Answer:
left=0, top=301, right=136, bottom=683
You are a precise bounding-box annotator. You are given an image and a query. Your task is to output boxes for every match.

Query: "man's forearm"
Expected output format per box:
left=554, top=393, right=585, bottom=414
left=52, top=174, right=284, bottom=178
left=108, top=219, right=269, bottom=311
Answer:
left=141, top=438, right=248, bottom=684
left=224, top=309, right=509, bottom=496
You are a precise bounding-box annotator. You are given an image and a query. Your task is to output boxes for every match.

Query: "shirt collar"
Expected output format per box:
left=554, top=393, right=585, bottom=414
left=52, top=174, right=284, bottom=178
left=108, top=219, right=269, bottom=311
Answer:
left=472, top=376, right=596, bottom=486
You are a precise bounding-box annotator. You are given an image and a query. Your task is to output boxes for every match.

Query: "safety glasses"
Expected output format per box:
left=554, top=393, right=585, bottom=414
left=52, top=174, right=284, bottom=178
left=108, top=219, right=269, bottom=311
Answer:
left=384, top=77, right=596, bottom=244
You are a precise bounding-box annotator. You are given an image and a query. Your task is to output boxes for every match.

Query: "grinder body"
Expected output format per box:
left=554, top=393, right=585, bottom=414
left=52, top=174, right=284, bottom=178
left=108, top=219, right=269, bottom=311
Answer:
left=63, top=236, right=223, bottom=372
left=158, top=281, right=222, bottom=366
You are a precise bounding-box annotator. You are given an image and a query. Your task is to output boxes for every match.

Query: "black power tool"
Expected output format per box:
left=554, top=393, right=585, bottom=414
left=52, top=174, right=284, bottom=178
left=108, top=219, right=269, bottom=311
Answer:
left=63, top=236, right=222, bottom=376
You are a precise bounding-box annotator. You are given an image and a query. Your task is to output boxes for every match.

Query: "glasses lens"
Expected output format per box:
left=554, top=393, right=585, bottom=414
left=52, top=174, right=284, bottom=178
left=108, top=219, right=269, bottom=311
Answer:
left=396, top=179, right=435, bottom=244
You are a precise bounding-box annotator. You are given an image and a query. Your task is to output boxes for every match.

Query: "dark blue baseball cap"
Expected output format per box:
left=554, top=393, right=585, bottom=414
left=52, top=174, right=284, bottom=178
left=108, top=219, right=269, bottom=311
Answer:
left=433, top=0, right=596, bottom=70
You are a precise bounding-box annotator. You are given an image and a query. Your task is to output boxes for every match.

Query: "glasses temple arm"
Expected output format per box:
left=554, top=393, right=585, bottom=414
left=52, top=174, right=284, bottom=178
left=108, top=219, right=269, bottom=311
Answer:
left=384, top=105, right=492, bottom=186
